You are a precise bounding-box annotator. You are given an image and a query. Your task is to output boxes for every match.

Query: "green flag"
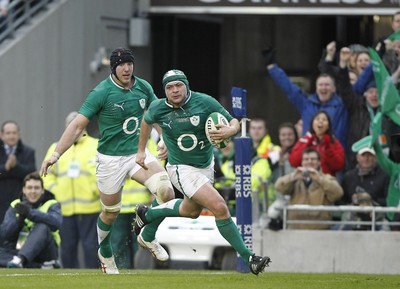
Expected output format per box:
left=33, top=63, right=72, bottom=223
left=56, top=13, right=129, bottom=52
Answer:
left=351, top=135, right=373, bottom=152
left=370, top=112, right=382, bottom=147
left=387, top=30, right=400, bottom=41
left=368, top=48, right=400, bottom=126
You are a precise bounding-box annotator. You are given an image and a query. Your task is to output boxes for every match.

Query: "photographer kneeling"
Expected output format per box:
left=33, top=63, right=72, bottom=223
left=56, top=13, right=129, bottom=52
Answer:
left=0, top=172, right=62, bottom=268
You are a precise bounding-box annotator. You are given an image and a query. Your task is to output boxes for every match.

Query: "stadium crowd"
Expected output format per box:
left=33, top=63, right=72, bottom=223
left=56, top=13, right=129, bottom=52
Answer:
left=214, top=11, right=400, bottom=231
left=1, top=10, right=400, bottom=272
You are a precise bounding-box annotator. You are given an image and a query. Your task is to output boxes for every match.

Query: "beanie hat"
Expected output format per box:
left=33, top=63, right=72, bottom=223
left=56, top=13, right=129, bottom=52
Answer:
left=162, top=69, right=190, bottom=92
left=348, top=44, right=368, bottom=53
left=65, top=111, right=78, bottom=127
left=109, top=48, right=135, bottom=75
left=365, top=80, right=376, bottom=91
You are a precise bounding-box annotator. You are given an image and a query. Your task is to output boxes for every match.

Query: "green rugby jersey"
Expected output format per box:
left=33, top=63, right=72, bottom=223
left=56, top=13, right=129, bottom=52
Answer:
left=80, top=75, right=157, bottom=156
left=144, top=91, right=233, bottom=168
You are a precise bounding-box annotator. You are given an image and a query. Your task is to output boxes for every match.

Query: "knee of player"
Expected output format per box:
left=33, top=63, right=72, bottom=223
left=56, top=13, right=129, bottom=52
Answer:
left=144, top=171, right=174, bottom=201
left=187, top=209, right=202, bottom=219
left=158, top=187, right=174, bottom=203
left=210, top=199, right=229, bottom=217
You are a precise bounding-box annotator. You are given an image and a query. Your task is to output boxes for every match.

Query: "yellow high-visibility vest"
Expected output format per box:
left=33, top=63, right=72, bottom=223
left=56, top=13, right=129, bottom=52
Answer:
left=11, top=199, right=61, bottom=246
left=43, top=135, right=101, bottom=216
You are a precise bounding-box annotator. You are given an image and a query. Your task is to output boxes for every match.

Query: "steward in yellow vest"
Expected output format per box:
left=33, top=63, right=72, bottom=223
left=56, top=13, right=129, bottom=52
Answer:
left=0, top=172, right=62, bottom=268
left=43, top=134, right=100, bottom=216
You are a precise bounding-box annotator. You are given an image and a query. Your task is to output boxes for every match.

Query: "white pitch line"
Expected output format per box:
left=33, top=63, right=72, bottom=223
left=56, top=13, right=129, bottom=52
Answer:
left=0, top=270, right=235, bottom=277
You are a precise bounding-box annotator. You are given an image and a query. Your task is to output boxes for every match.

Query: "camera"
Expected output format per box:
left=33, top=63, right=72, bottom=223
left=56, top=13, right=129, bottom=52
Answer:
left=302, top=171, right=310, bottom=178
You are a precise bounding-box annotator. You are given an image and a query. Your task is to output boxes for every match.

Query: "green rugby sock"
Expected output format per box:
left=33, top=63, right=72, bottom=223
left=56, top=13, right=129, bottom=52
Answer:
left=141, top=199, right=183, bottom=242
left=216, top=217, right=252, bottom=264
left=97, top=217, right=113, bottom=258
left=142, top=218, right=163, bottom=242
left=145, top=199, right=183, bottom=221
left=141, top=199, right=163, bottom=242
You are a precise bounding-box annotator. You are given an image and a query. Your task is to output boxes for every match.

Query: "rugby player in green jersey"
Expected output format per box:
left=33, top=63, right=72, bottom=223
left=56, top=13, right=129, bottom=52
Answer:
left=40, top=48, right=175, bottom=274
left=134, top=69, right=271, bottom=275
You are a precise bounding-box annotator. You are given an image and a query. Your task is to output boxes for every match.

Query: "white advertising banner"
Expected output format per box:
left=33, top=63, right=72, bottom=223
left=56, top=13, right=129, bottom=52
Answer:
left=150, top=0, right=400, bottom=15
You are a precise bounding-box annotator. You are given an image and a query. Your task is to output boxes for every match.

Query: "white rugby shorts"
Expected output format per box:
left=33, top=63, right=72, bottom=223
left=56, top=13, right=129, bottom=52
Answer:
left=166, top=160, right=214, bottom=198
left=96, top=149, right=157, bottom=194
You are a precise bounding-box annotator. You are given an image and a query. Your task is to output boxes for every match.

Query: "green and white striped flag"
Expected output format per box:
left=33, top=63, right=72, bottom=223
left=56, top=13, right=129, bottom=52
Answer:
left=369, top=48, right=400, bottom=126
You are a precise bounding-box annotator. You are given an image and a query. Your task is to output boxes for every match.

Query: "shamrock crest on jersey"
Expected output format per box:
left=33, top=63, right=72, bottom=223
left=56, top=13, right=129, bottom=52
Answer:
left=190, top=116, right=200, bottom=126
left=139, top=99, right=146, bottom=109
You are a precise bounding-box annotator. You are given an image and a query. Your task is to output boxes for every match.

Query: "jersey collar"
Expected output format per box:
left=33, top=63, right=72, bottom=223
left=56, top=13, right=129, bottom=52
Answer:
left=109, top=74, right=136, bottom=90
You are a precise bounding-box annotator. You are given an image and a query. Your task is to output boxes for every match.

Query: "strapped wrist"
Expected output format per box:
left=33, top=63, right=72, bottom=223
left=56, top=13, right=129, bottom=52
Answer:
left=52, top=151, right=61, bottom=160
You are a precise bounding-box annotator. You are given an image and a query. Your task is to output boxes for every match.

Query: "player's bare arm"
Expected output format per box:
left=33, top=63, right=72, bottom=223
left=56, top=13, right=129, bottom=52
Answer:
left=153, top=123, right=168, bottom=160
left=136, top=118, right=152, bottom=170
left=40, top=114, right=89, bottom=176
left=228, top=118, right=240, bottom=137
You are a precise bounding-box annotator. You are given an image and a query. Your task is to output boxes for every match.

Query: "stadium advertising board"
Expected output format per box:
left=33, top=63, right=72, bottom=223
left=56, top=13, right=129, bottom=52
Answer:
left=150, top=0, right=400, bottom=15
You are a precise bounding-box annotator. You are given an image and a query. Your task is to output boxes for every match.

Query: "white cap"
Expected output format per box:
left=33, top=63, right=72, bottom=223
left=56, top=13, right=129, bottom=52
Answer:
left=65, top=111, right=79, bottom=127
left=358, top=147, right=375, bottom=156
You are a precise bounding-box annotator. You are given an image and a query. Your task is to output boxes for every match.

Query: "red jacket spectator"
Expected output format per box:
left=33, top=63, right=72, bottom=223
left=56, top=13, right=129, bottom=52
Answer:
left=289, top=111, right=345, bottom=176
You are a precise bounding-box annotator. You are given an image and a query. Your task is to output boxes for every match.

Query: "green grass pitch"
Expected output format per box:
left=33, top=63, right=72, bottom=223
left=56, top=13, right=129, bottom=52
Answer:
left=0, top=269, right=399, bottom=289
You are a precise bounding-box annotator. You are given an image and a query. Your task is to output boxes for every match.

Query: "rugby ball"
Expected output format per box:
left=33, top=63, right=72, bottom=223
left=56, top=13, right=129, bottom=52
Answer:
left=205, top=112, right=231, bottom=149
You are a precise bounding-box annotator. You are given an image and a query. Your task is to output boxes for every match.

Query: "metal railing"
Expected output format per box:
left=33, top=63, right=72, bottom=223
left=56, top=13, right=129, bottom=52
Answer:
left=215, top=177, right=400, bottom=232
left=0, top=0, right=54, bottom=44
left=282, top=205, right=400, bottom=231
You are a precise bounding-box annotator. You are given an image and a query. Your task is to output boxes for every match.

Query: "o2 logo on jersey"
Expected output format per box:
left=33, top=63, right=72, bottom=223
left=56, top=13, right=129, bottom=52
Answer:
left=123, top=116, right=139, bottom=135
left=177, top=133, right=205, bottom=151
